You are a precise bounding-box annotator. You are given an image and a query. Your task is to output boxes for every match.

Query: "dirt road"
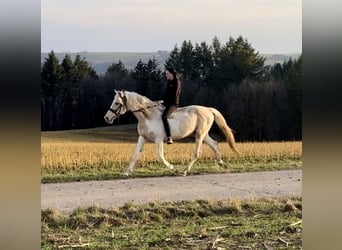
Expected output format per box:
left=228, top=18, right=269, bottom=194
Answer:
left=41, top=170, right=301, bottom=213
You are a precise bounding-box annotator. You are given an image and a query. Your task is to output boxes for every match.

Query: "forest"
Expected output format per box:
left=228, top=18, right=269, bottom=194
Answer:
left=41, top=36, right=302, bottom=141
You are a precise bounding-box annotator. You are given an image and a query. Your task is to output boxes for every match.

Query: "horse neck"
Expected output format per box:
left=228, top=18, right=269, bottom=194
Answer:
left=126, top=92, right=160, bottom=121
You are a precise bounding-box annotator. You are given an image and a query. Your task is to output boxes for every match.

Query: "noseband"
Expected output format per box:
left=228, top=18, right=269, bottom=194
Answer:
left=108, top=107, right=122, bottom=117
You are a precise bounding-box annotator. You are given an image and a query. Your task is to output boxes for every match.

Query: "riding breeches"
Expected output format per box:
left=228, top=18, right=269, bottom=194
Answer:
left=162, top=105, right=177, bottom=137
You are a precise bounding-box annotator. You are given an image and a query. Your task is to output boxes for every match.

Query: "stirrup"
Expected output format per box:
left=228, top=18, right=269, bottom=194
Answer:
left=167, top=137, right=173, bottom=144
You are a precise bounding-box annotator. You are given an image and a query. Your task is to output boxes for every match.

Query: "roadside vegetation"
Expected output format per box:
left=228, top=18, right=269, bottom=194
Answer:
left=41, top=197, right=302, bottom=249
left=41, top=125, right=301, bottom=183
left=41, top=126, right=302, bottom=249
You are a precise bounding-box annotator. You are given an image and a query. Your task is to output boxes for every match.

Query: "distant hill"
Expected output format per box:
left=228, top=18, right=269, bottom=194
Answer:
left=41, top=51, right=300, bottom=74
left=262, top=53, right=301, bottom=66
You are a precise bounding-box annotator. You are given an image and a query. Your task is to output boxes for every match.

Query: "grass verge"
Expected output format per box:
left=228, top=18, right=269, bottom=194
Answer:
left=41, top=197, right=302, bottom=249
left=42, top=159, right=301, bottom=183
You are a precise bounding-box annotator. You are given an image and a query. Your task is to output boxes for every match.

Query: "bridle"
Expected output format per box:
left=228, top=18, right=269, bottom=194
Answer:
left=107, top=91, right=159, bottom=118
left=107, top=91, right=127, bottom=118
left=108, top=106, right=122, bottom=116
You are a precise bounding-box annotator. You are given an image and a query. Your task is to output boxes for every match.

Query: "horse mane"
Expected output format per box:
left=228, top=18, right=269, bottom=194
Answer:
left=124, top=91, right=158, bottom=111
left=125, top=91, right=152, bottom=103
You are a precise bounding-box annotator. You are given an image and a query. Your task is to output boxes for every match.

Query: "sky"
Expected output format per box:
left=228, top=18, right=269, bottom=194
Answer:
left=41, top=0, right=302, bottom=54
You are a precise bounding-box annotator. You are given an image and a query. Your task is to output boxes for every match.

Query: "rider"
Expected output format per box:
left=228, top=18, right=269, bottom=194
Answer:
left=161, top=67, right=181, bottom=144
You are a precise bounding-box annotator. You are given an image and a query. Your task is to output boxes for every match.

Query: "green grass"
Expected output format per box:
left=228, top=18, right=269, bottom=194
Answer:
left=41, top=197, right=302, bottom=249
left=41, top=159, right=301, bottom=183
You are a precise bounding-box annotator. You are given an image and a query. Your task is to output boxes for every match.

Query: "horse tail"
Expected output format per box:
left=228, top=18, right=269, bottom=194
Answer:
left=211, top=108, right=240, bottom=155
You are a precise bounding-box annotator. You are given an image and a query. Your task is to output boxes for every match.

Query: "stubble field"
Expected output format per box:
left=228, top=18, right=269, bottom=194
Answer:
left=41, top=125, right=301, bottom=183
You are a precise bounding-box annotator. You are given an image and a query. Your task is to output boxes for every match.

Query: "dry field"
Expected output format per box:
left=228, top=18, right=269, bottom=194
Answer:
left=41, top=125, right=302, bottom=182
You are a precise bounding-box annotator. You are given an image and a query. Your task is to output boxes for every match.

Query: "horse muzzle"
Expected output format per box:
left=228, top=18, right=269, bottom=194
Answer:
left=104, top=111, right=116, bottom=124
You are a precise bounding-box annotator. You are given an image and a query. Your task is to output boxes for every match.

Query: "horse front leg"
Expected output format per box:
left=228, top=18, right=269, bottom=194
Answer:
left=156, top=142, right=174, bottom=171
left=123, top=135, right=145, bottom=176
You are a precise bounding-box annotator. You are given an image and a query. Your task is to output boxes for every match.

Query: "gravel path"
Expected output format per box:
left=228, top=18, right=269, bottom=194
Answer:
left=41, top=170, right=301, bottom=213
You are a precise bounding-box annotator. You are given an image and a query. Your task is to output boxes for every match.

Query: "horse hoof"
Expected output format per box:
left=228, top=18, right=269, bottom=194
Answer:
left=216, top=160, right=226, bottom=166
left=183, top=171, right=187, bottom=177
left=122, top=172, right=130, bottom=177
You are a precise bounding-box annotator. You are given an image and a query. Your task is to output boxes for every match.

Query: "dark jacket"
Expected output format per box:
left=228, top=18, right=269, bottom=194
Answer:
left=163, top=77, right=181, bottom=106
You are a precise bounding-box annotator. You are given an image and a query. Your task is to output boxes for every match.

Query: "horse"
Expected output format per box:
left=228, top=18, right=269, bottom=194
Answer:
left=104, top=90, right=239, bottom=176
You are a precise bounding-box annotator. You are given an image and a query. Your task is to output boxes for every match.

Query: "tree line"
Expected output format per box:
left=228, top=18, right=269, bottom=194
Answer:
left=41, top=36, right=302, bottom=141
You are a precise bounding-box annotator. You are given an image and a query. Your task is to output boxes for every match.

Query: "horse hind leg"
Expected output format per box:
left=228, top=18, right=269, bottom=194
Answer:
left=203, top=135, right=225, bottom=166
left=183, top=135, right=205, bottom=176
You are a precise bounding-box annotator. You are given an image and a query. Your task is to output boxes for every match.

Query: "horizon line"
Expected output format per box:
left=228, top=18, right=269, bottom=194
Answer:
left=41, top=50, right=302, bottom=55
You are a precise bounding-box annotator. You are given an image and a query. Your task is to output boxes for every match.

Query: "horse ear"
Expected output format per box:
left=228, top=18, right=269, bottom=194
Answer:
left=122, top=90, right=127, bottom=103
left=114, top=89, right=118, bottom=94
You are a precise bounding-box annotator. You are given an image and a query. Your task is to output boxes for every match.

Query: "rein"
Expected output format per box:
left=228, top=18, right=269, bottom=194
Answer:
left=131, top=103, right=159, bottom=113
left=118, top=91, right=160, bottom=113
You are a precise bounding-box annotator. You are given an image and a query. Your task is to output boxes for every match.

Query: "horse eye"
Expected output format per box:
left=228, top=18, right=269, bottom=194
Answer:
left=115, top=102, right=120, bottom=105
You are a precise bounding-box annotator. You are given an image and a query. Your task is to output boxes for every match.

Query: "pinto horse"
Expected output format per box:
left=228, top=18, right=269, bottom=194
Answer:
left=104, top=90, right=239, bottom=176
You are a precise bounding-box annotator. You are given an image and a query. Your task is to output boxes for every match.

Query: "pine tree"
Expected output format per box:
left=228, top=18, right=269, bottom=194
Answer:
left=59, top=54, right=75, bottom=129
left=106, top=60, right=127, bottom=78
left=41, top=50, right=62, bottom=97
left=61, top=54, right=74, bottom=80
left=73, top=55, right=98, bottom=81
left=211, top=36, right=222, bottom=67
left=132, top=59, right=163, bottom=100
left=179, top=40, right=195, bottom=80
left=225, top=36, right=266, bottom=84
left=165, top=45, right=181, bottom=71
left=146, top=58, right=163, bottom=100
left=41, top=50, right=63, bottom=130
left=284, top=55, right=302, bottom=139
left=133, top=60, right=149, bottom=96
left=105, top=60, right=134, bottom=91
left=270, top=63, right=284, bottom=81
left=193, top=42, right=214, bottom=84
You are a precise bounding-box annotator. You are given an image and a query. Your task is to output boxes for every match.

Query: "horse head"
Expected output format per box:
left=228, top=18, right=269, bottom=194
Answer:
left=104, top=89, right=128, bottom=124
